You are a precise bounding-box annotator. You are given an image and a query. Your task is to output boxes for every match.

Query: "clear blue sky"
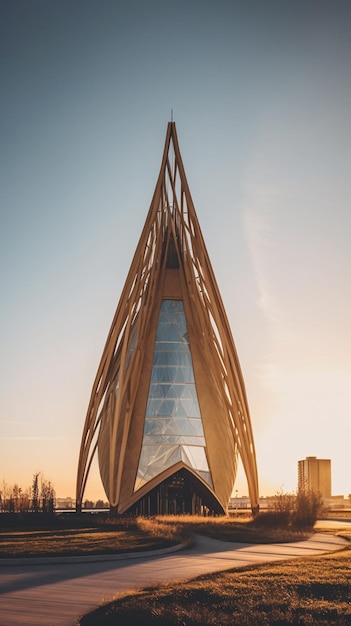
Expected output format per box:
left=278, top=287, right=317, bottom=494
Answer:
left=1, top=0, right=350, bottom=501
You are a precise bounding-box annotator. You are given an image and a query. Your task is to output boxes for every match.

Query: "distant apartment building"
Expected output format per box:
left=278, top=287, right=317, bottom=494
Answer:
left=298, top=456, right=331, bottom=499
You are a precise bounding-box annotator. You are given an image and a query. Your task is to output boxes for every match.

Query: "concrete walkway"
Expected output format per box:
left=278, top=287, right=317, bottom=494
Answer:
left=0, top=532, right=348, bottom=626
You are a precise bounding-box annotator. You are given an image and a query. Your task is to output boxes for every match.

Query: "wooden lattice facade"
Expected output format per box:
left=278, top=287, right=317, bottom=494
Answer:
left=76, top=122, right=259, bottom=515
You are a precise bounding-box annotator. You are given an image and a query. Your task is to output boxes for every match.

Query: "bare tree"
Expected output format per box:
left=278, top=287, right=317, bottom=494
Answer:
left=31, top=473, right=40, bottom=513
left=40, top=477, right=55, bottom=513
left=0, top=475, right=56, bottom=513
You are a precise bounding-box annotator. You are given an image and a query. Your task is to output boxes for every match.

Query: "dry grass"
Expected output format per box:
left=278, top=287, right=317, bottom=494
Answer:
left=0, top=518, right=179, bottom=557
left=80, top=531, right=351, bottom=626
left=0, top=514, right=316, bottom=558
left=2, top=513, right=350, bottom=623
left=0, top=528, right=172, bottom=557
left=148, top=514, right=313, bottom=543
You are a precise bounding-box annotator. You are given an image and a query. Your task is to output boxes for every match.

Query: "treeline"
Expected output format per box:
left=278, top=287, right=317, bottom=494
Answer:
left=82, top=499, right=109, bottom=510
left=0, top=473, right=55, bottom=514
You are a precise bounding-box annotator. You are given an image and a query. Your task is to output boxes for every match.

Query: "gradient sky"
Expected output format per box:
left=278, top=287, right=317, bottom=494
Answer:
left=1, top=0, right=350, bottom=502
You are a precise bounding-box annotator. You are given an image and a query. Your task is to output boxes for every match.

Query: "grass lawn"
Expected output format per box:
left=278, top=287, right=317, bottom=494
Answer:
left=0, top=527, right=178, bottom=557
left=75, top=517, right=350, bottom=626
left=0, top=513, right=314, bottom=558
left=79, top=542, right=351, bottom=625
left=0, top=516, right=180, bottom=557
left=1, top=513, right=350, bottom=624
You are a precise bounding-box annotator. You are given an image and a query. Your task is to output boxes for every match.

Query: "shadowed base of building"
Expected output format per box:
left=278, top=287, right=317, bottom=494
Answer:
left=121, top=469, right=224, bottom=516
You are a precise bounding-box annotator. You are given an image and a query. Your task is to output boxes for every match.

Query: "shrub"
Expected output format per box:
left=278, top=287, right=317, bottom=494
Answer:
left=254, top=488, right=323, bottom=530
left=272, top=489, right=295, bottom=524
left=253, top=510, right=291, bottom=528
left=293, top=489, right=324, bottom=528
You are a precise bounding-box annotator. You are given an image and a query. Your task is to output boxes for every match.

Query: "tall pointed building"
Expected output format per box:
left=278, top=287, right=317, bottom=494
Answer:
left=76, top=122, right=259, bottom=515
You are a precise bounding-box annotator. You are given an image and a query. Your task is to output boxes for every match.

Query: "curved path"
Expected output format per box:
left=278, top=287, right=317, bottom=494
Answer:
left=0, top=531, right=348, bottom=626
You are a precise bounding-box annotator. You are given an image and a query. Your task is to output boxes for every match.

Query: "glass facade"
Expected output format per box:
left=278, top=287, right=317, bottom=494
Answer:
left=135, top=300, right=212, bottom=491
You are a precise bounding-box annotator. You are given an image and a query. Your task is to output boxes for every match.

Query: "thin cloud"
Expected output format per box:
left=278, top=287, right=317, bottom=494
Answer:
left=0, top=420, right=31, bottom=424
left=242, top=184, right=283, bottom=333
left=0, top=436, right=69, bottom=441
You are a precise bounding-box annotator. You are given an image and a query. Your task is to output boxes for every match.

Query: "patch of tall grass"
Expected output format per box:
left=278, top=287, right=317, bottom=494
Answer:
left=0, top=518, right=178, bottom=557
left=146, top=514, right=313, bottom=543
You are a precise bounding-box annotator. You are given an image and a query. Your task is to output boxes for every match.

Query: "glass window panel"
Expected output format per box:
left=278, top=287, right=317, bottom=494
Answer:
left=173, top=417, right=195, bottom=435
left=163, top=419, right=180, bottom=435
left=153, top=351, right=166, bottom=365
left=172, top=400, right=187, bottom=418
left=146, top=398, right=162, bottom=416
left=180, top=351, right=193, bottom=366
left=175, top=321, right=187, bottom=338
left=148, top=383, right=169, bottom=399
left=156, top=324, right=180, bottom=342
left=144, top=426, right=206, bottom=445
left=154, top=384, right=189, bottom=401
left=144, top=418, right=179, bottom=436
left=179, top=399, right=200, bottom=417
left=183, top=367, right=195, bottom=383
left=189, top=418, right=205, bottom=436
left=148, top=383, right=198, bottom=401
left=151, top=366, right=180, bottom=383
left=166, top=384, right=185, bottom=399
left=183, top=445, right=209, bottom=471
left=144, top=421, right=156, bottom=435
left=144, top=417, right=163, bottom=435
left=152, top=444, right=181, bottom=468
left=177, top=351, right=192, bottom=366
left=158, top=341, right=188, bottom=352
left=153, top=351, right=192, bottom=367
left=157, top=399, right=176, bottom=416
left=143, top=434, right=205, bottom=446
left=178, top=385, right=198, bottom=400
left=198, top=471, right=213, bottom=487
left=165, top=367, right=180, bottom=382
left=144, top=434, right=182, bottom=445
left=144, top=418, right=166, bottom=435
left=150, top=368, right=167, bottom=383
left=158, top=366, right=193, bottom=383
left=180, top=436, right=206, bottom=446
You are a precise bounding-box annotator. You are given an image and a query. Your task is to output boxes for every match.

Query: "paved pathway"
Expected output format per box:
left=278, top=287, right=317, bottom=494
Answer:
left=0, top=532, right=348, bottom=626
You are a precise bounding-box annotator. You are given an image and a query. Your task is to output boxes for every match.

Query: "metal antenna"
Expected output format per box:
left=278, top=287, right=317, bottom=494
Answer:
left=171, top=108, right=173, bottom=122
